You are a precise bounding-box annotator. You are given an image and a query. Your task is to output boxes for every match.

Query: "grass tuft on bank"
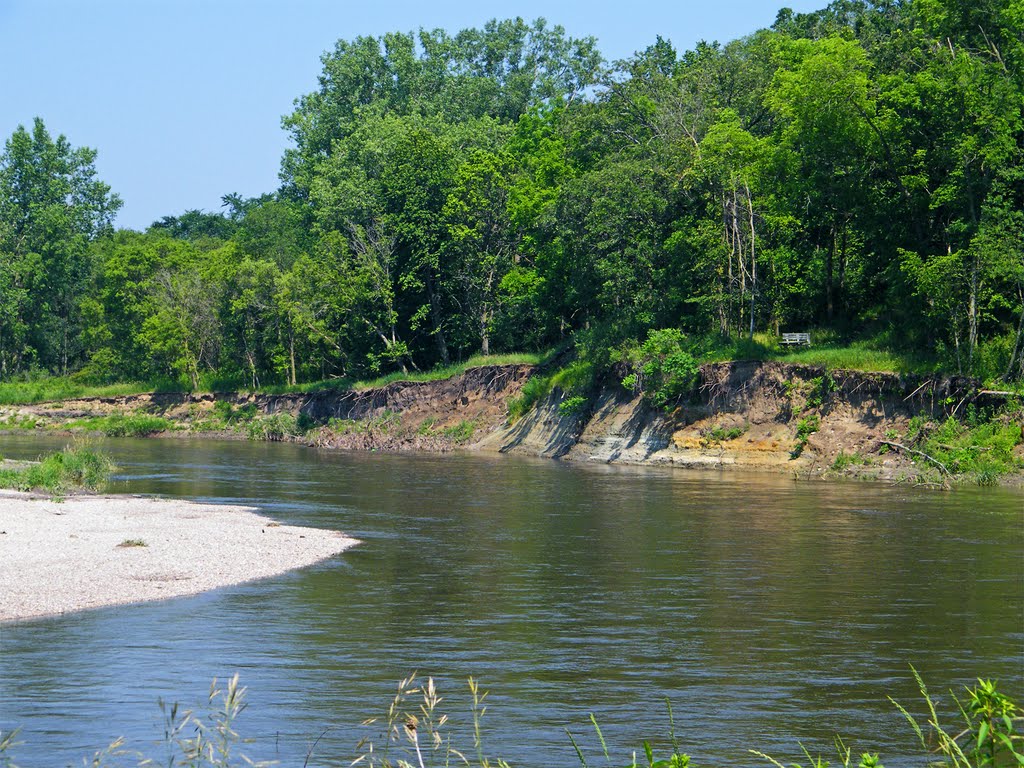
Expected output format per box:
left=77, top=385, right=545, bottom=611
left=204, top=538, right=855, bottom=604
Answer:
left=63, top=414, right=177, bottom=437
left=0, top=447, right=114, bottom=494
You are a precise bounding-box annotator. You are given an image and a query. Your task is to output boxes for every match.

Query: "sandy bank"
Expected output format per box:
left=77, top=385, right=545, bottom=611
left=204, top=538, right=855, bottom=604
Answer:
left=0, top=491, right=359, bottom=623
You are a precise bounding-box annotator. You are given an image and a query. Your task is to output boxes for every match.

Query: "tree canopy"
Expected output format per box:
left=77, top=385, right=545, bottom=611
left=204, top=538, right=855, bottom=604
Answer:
left=3, top=3, right=1023, bottom=388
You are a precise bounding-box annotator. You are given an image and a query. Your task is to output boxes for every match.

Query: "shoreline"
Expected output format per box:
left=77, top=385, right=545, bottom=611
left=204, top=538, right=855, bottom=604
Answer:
left=0, top=490, right=359, bottom=623
left=1, top=361, right=1021, bottom=487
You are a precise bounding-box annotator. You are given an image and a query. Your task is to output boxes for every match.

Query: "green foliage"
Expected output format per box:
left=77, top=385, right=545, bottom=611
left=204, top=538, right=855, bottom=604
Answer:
left=705, top=423, right=749, bottom=443
left=791, top=414, right=820, bottom=458
left=327, top=410, right=401, bottom=436
left=245, top=412, right=306, bottom=442
left=804, top=373, right=835, bottom=410
left=507, top=374, right=554, bottom=422
left=831, top=451, right=869, bottom=471
left=4, top=3, right=1024, bottom=393
left=888, top=668, right=1024, bottom=768
left=904, top=412, right=1024, bottom=483
left=558, top=395, right=589, bottom=417
left=621, top=329, right=700, bottom=410
left=441, top=419, right=478, bottom=443
left=97, top=414, right=175, bottom=437
left=0, top=447, right=114, bottom=493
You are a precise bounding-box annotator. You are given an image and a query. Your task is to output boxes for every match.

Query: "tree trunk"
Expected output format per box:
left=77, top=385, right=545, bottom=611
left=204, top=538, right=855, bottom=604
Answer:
left=746, top=184, right=756, bottom=340
left=289, top=330, right=296, bottom=386
left=425, top=273, right=449, bottom=365
left=1002, top=290, right=1024, bottom=382
left=968, top=248, right=979, bottom=369
left=480, top=309, right=490, bottom=356
left=825, top=227, right=835, bottom=323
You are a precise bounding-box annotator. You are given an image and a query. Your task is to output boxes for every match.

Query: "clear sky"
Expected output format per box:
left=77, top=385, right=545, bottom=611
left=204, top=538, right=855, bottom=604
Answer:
left=0, top=0, right=825, bottom=231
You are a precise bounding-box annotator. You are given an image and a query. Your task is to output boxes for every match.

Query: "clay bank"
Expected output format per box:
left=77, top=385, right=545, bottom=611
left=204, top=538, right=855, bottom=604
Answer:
left=3, top=362, right=1022, bottom=485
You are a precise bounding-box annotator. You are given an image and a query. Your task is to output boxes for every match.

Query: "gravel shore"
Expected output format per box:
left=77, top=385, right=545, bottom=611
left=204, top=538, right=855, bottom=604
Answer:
left=0, top=490, right=359, bottom=622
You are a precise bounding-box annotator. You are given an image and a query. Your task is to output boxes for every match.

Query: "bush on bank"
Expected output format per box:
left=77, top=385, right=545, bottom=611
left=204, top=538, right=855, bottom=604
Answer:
left=0, top=447, right=114, bottom=494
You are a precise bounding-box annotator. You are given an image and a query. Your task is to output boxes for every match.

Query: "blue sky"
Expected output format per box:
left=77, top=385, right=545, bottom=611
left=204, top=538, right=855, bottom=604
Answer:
left=0, top=0, right=825, bottom=230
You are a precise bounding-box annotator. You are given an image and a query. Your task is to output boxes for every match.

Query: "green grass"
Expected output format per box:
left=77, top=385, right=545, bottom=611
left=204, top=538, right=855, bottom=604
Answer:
left=244, top=412, right=313, bottom=441
left=691, top=331, right=938, bottom=374
left=257, top=353, right=549, bottom=396
left=0, top=341, right=943, bottom=410
left=902, top=409, right=1024, bottom=485
left=327, top=410, right=401, bottom=436
left=441, top=419, right=478, bottom=443
left=63, top=413, right=176, bottom=437
left=705, top=423, right=749, bottom=443
left=0, top=447, right=115, bottom=493
left=0, top=378, right=158, bottom=405
left=350, top=353, right=545, bottom=391
left=507, top=374, right=554, bottom=422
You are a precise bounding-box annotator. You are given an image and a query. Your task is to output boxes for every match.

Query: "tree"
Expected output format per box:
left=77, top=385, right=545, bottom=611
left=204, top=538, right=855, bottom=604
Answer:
left=766, top=36, right=878, bottom=325
left=0, top=118, right=121, bottom=375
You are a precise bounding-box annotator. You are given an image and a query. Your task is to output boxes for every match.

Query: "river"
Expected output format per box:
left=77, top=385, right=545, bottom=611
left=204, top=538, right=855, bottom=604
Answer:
left=0, top=435, right=1021, bottom=767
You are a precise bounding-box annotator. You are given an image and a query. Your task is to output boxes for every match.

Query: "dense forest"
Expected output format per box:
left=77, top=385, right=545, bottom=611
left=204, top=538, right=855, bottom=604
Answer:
left=1, top=0, right=1022, bottom=391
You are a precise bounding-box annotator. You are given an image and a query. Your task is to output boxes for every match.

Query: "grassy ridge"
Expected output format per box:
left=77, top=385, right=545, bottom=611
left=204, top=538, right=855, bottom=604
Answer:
left=263, top=352, right=548, bottom=395
left=0, top=379, right=157, bottom=406
left=0, top=354, right=548, bottom=405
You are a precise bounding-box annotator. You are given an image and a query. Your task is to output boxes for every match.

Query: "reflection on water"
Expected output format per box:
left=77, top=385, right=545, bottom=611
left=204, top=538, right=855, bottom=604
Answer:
left=0, top=435, right=1021, bottom=767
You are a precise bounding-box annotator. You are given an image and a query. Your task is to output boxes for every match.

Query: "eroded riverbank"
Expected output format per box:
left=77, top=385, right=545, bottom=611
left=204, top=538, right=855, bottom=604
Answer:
left=2, top=362, right=1021, bottom=485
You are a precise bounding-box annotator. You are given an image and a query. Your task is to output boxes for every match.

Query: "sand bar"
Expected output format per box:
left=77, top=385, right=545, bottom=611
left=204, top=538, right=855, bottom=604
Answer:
left=0, top=490, right=359, bottom=622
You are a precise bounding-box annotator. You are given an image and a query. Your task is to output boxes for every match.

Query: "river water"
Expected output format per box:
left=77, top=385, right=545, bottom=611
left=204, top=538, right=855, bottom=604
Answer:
left=0, top=435, right=1021, bottom=767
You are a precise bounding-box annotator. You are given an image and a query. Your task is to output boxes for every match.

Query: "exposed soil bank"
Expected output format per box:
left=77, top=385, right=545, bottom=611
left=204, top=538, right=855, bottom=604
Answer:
left=2, top=362, right=1020, bottom=484
left=482, top=361, right=1022, bottom=484
left=0, top=491, right=359, bottom=622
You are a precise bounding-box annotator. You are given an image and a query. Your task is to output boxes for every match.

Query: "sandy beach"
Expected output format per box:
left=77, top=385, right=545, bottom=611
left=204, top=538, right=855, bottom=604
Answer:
left=0, top=490, right=359, bottom=622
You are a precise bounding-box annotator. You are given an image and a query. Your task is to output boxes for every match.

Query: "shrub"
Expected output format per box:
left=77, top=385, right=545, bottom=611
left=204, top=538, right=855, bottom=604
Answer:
left=621, top=329, right=700, bottom=410
left=100, top=414, right=175, bottom=437
left=442, top=419, right=477, bottom=443
left=507, top=374, right=553, bottom=422
left=245, top=413, right=303, bottom=441
left=790, top=414, right=820, bottom=458
left=558, top=395, right=589, bottom=417
left=0, top=447, right=114, bottom=493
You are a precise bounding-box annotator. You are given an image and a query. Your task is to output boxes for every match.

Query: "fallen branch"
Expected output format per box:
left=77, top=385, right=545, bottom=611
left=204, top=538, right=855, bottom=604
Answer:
left=903, top=380, right=933, bottom=401
left=879, top=440, right=952, bottom=477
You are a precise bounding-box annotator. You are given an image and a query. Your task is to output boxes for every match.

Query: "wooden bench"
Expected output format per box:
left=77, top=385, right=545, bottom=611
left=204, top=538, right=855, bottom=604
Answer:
left=780, top=332, right=811, bottom=346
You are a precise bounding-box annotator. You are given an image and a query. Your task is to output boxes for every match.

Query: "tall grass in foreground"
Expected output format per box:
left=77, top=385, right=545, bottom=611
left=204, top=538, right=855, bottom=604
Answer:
left=0, top=446, right=114, bottom=493
left=1, top=671, right=1018, bottom=768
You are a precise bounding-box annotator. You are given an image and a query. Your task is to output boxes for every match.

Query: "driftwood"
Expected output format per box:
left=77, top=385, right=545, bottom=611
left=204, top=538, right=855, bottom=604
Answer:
left=903, top=380, right=933, bottom=401
left=879, top=440, right=952, bottom=476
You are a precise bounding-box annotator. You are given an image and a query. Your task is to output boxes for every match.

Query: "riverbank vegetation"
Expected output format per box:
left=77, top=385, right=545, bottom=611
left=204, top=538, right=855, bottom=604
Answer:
left=1, top=0, right=1021, bottom=399
left=0, top=446, right=113, bottom=493
left=0, top=671, right=1019, bottom=767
